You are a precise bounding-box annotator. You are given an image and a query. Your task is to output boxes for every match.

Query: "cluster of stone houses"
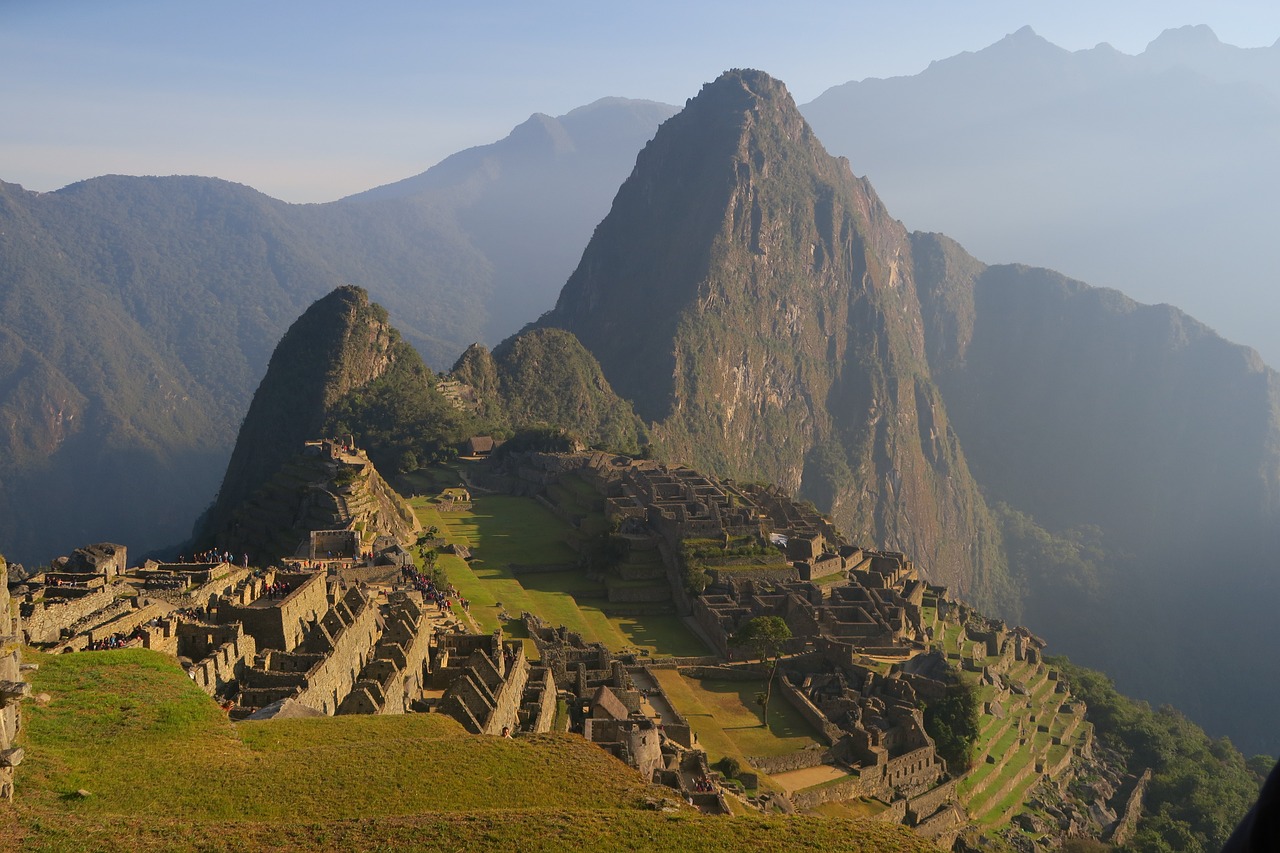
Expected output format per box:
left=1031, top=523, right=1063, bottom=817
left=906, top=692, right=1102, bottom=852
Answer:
left=3, top=445, right=1104, bottom=842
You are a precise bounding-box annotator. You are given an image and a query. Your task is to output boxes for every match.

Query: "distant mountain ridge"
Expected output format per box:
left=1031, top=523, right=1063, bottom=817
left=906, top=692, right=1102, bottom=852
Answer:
left=0, top=98, right=673, bottom=566
left=344, top=97, right=679, bottom=341
left=799, top=24, right=1280, bottom=368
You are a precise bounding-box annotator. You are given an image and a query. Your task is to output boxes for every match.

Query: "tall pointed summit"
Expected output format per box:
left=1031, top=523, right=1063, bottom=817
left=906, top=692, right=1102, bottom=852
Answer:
left=542, top=69, right=1011, bottom=609
left=202, top=286, right=416, bottom=537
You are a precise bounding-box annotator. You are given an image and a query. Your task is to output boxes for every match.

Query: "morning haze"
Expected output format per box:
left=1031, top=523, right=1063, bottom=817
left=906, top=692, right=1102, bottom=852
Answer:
left=0, top=5, right=1277, bottom=851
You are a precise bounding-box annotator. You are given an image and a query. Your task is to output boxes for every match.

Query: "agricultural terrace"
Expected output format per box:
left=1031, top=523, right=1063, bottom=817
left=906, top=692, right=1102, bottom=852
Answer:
left=409, top=490, right=707, bottom=658
left=925, top=608, right=1092, bottom=842
left=6, top=650, right=938, bottom=853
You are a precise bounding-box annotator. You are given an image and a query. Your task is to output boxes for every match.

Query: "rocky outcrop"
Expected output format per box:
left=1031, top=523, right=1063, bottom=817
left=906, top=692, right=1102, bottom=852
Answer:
left=209, top=441, right=420, bottom=561
left=204, top=286, right=403, bottom=535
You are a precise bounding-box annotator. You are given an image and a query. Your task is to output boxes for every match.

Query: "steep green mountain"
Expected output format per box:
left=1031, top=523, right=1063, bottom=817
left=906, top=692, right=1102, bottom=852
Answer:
left=201, top=286, right=465, bottom=543
left=540, top=69, right=1013, bottom=612
left=450, top=328, right=647, bottom=453
left=0, top=98, right=672, bottom=565
left=913, top=230, right=1280, bottom=753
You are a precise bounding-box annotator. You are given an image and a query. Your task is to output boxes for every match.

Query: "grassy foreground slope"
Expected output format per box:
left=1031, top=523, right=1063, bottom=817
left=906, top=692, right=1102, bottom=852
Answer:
left=5, top=650, right=936, bottom=852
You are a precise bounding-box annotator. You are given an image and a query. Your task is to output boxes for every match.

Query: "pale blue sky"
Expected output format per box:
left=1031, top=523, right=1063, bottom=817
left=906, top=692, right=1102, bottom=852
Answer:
left=4, top=0, right=1279, bottom=202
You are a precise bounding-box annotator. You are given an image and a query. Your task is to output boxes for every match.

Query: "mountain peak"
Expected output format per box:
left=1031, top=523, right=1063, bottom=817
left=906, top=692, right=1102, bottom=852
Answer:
left=541, top=71, right=1006, bottom=604
left=1146, top=24, right=1223, bottom=55
left=201, top=285, right=406, bottom=538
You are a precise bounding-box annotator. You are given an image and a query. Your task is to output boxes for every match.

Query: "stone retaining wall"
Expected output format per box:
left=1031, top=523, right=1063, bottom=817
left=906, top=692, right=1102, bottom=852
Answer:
left=1109, top=768, right=1152, bottom=847
left=189, top=625, right=258, bottom=698
left=788, top=774, right=870, bottom=811
left=294, top=591, right=379, bottom=714
left=21, top=587, right=117, bottom=644
left=642, top=656, right=722, bottom=669
left=747, top=749, right=828, bottom=775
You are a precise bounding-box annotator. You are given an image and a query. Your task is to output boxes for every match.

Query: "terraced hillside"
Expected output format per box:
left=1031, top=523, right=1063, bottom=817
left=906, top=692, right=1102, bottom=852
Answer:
left=925, top=600, right=1103, bottom=845
left=406, top=474, right=707, bottom=659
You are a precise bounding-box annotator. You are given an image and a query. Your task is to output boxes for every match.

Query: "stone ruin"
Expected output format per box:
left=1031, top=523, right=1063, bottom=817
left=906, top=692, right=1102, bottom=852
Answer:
left=694, top=563, right=929, bottom=659
left=433, top=631, right=543, bottom=735
left=519, top=613, right=728, bottom=812
left=211, top=438, right=421, bottom=564
left=0, top=556, right=29, bottom=800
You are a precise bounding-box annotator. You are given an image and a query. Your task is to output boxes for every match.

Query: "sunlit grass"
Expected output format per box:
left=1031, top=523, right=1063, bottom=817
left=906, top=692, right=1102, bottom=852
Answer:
left=10, top=650, right=938, bottom=853
left=413, top=493, right=705, bottom=657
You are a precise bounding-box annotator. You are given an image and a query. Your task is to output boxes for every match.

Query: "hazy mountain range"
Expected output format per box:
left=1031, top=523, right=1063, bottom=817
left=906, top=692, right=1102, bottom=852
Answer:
left=0, top=98, right=666, bottom=565
left=803, top=24, right=1280, bottom=368
left=3, top=27, right=1279, bottom=753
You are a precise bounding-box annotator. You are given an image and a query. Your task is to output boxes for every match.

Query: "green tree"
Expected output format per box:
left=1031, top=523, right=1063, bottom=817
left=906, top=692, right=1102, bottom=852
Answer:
left=732, top=616, right=792, bottom=727
left=397, top=450, right=420, bottom=474
left=922, top=670, right=980, bottom=772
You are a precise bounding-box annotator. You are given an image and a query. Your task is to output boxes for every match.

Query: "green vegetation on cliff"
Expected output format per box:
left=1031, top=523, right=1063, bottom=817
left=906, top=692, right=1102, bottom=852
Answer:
left=326, top=341, right=478, bottom=476
left=922, top=665, right=981, bottom=773
left=451, top=328, right=647, bottom=453
left=1055, top=659, right=1265, bottom=852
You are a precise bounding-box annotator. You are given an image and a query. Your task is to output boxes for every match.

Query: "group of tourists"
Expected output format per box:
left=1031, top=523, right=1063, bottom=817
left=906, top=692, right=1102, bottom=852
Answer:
left=87, top=633, right=134, bottom=651
left=176, top=550, right=249, bottom=567
left=691, top=775, right=716, bottom=793
left=87, top=624, right=143, bottom=651
left=45, top=576, right=85, bottom=588
left=264, top=581, right=292, bottom=600
left=400, top=564, right=459, bottom=614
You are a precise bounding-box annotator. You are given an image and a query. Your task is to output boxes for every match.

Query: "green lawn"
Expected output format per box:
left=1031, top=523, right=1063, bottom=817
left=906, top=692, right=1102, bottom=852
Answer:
left=651, top=671, right=824, bottom=767
left=412, top=494, right=707, bottom=658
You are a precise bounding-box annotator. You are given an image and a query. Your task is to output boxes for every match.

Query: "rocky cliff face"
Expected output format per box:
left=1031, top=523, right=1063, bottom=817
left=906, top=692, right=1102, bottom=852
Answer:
left=542, top=70, right=1011, bottom=610
left=202, top=286, right=405, bottom=538
left=913, top=231, right=1280, bottom=751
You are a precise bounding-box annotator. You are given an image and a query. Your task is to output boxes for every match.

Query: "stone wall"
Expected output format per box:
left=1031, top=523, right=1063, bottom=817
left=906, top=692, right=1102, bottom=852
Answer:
left=748, top=748, right=828, bottom=775
left=778, top=675, right=843, bottom=745
left=788, top=774, right=870, bottom=811
left=1109, top=768, right=1152, bottom=847
left=906, top=778, right=958, bottom=822
left=640, top=655, right=722, bottom=669
left=480, top=645, right=529, bottom=736
left=676, top=663, right=768, bottom=680
left=20, top=587, right=117, bottom=644
left=83, top=601, right=174, bottom=647
left=186, top=565, right=252, bottom=609
left=185, top=623, right=257, bottom=698
left=914, top=803, right=966, bottom=845
left=585, top=718, right=664, bottom=781
left=0, top=556, right=28, bottom=800
left=338, top=593, right=430, bottom=715
left=293, top=589, right=379, bottom=714
left=217, top=571, right=327, bottom=652
left=520, top=666, right=557, bottom=733
left=438, top=639, right=532, bottom=736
